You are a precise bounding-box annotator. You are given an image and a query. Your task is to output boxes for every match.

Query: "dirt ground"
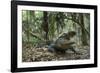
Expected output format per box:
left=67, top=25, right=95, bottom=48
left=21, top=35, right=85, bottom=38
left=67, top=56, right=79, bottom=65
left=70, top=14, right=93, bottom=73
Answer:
left=22, top=45, right=90, bottom=62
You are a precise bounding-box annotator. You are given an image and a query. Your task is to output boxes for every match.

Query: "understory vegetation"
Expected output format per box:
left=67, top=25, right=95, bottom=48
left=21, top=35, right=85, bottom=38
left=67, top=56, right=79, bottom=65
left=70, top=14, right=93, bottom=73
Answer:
left=22, top=10, right=90, bottom=62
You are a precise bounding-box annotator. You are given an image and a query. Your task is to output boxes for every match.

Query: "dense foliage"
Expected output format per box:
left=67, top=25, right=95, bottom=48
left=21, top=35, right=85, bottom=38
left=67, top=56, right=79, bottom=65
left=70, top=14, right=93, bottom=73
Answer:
left=22, top=10, right=90, bottom=62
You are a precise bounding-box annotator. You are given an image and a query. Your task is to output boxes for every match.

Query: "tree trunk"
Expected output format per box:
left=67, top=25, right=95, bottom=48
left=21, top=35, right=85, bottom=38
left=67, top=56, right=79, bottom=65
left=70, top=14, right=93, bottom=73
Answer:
left=79, top=14, right=88, bottom=45
left=26, top=11, right=30, bottom=43
left=42, top=11, right=49, bottom=42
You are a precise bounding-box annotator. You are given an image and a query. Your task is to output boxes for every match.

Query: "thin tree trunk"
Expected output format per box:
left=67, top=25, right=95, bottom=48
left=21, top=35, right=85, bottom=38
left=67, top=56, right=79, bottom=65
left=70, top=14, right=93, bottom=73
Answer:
left=80, top=14, right=88, bottom=45
left=26, top=11, right=30, bottom=43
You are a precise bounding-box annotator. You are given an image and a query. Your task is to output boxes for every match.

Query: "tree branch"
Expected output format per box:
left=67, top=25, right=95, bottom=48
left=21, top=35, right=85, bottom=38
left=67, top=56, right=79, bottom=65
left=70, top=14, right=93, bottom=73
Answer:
left=66, top=17, right=90, bottom=36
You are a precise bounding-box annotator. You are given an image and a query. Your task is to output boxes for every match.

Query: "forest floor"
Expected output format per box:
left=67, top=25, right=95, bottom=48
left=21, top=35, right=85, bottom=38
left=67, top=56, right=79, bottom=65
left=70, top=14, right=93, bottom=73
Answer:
left=22, top=45, right=90, bottom=62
